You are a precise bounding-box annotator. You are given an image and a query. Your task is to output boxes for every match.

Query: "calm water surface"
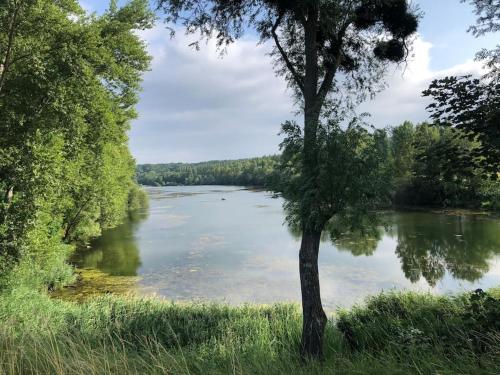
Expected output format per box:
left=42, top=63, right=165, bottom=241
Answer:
left=74, top=186, right=500, bottom=309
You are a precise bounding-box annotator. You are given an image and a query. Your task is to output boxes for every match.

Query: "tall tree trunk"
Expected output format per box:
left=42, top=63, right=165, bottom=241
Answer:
left=299, top=228, right=327, bottom=359
left=299, top=3, right=327, bottom=359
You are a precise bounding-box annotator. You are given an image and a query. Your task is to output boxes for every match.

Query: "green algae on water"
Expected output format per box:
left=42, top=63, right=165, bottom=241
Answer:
left=51, top=268, right=140, bottom=302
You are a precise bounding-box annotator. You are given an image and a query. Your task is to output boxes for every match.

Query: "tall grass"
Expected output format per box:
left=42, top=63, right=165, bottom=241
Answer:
left=0, top=288, right=498, bottom=374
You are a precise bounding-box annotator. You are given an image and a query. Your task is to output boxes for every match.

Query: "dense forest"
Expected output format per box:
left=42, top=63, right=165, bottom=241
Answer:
left=389, top=122, right=500, bottom=210
left=138, top=122, right=500, bottom=210
left=137, top=156, right=280, bottom=186
left=0, top=0, right=151, bottom=290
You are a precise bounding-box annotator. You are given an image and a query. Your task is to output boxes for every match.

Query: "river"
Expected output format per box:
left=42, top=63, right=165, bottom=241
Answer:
left=72, top=186, right=500, bottom=309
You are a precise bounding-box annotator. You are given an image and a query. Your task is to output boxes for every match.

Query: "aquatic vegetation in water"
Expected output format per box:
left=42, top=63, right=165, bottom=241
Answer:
left=50, top=269, right=140, bottom=302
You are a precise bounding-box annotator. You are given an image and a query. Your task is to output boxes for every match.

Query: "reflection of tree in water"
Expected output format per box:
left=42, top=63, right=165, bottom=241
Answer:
left=286, top=218, right=382, bottom=256
left=287, top=223, right=332, bottom=242
left=287, top=210, right=500, bottom=285
left=388, top=213, right=500, bottom=286
left=72, top=210, right=148, bottom=276
left=332, top=232, right=381, bottom=256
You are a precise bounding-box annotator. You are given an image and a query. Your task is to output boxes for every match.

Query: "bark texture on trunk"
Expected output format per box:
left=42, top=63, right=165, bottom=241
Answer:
left=299, top=228, right=327, bottom=359
left=298, top=3, right=328, bottom=360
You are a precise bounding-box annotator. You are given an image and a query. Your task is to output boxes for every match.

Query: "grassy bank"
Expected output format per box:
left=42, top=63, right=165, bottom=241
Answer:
left=0, top=288, right=499, bottom=374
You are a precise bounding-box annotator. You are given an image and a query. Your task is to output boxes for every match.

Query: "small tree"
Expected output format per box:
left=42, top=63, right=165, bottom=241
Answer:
left=157, top=0, right=418, bottom=358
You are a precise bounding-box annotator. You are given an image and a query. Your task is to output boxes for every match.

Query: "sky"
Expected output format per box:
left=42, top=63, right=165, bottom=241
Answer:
left=82, top=0, right=498, bottom=164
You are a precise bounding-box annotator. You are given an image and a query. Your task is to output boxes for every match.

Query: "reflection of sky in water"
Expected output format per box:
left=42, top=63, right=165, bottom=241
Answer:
left=76, top=186, right=500, bottom=310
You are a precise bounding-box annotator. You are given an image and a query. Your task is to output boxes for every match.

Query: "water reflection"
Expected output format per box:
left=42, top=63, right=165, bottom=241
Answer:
left=72, top=210, right=148, bottom=276
left=386, top=212, right=500, bottom=286
left=72, top=187, right=500, bottom=307
left=287, top=218, right=383, bottom=256
left=317, top=211, right=500, bottom=285
left=333, top=234, right=381, bottom=257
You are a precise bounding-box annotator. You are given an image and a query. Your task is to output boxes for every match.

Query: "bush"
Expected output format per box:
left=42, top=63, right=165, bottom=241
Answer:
left=128, top=185, right=149, bottom=212
left=336, top=289, right=500, bottom=356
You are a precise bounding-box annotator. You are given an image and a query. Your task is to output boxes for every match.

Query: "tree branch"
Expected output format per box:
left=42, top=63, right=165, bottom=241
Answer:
left=63, top=195, right=93, bottom=241
left=8, top=51, right=34, bottom=66
left=272, top=13, right=305, bottom=94
left=316, top=21, right=351, bottom=105
left=316, top=63, right=337, bottom=105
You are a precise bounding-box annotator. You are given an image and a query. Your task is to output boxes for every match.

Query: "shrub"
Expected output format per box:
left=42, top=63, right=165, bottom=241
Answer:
left=336, top=289, right=500, bottom=356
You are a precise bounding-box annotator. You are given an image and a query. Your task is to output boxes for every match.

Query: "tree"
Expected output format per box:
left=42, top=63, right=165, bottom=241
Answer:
left=157, top=0, right=418, bottom=358
left=0, top=0, right=153, bottom=289
left=423, top=0, right=499, bottom=177
left=467, top=0, right=500, bottom=79
left=423, top=77, right=499, bottom=177
left=390, top=121, right=416, bottom=188
left=387, top=121, right=499, bottom=209
left=278, top=116, right=392, bottom=242
left=410, top=124, right=486, bottom=207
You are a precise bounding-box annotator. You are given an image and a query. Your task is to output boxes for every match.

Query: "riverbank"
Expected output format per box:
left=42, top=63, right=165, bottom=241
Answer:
left=392, top=205, right=499, bottom=216
left=1, top=287, right=498, bottom=374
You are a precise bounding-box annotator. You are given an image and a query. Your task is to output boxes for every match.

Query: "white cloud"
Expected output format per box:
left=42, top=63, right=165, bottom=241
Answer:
left=131, top=27, right=295, bottom=163
left=360, top=36, right=484, bottom=128
left=130, top=28, right=484, bottom=163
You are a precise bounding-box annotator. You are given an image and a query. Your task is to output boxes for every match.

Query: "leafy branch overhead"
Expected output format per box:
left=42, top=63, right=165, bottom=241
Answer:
left=158, top=0, right=418, bottom=105
left=424, top=0, right=499, bottom=178
left=423, top=77, right=500, bottom=176
left=465, top=0, right=500, bottom=36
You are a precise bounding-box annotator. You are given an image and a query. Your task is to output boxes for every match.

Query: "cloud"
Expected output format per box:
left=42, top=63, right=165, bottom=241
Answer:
left=130, top=28, right=484, bottom=163
left=130, top=27, right=294, bottom=163
left=359, top=36, right=484, bottom=128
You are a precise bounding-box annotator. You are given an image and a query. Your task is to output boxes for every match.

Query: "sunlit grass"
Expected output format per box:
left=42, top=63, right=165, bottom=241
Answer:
left=0, top=288, right=498, bottom=374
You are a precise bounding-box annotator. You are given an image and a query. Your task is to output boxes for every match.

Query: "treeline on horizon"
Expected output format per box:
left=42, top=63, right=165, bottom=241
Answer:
left=137, top=156, right=281, bottom=187
left=138, top=121, right=500, bottom=210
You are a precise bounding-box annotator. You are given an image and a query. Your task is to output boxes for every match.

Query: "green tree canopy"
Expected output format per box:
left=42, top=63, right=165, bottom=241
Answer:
left=0, top=0, right=153, bottom=289
left=423, top=0, right=499, bottom=177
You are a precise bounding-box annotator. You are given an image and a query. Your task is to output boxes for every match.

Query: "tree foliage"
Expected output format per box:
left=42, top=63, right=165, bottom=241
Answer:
left=423, top=77, right=499, bottom=176
left=0, top=0, right=153, bottom=289
left=137, top=156, right=279, bottom=186
left=466, top=0, right=500, bottom=36
left=276, top=118, right=392, bottom=238
left=423, top=0, right=499, bottom=177
left=390, top=122, right=500, bottom=209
